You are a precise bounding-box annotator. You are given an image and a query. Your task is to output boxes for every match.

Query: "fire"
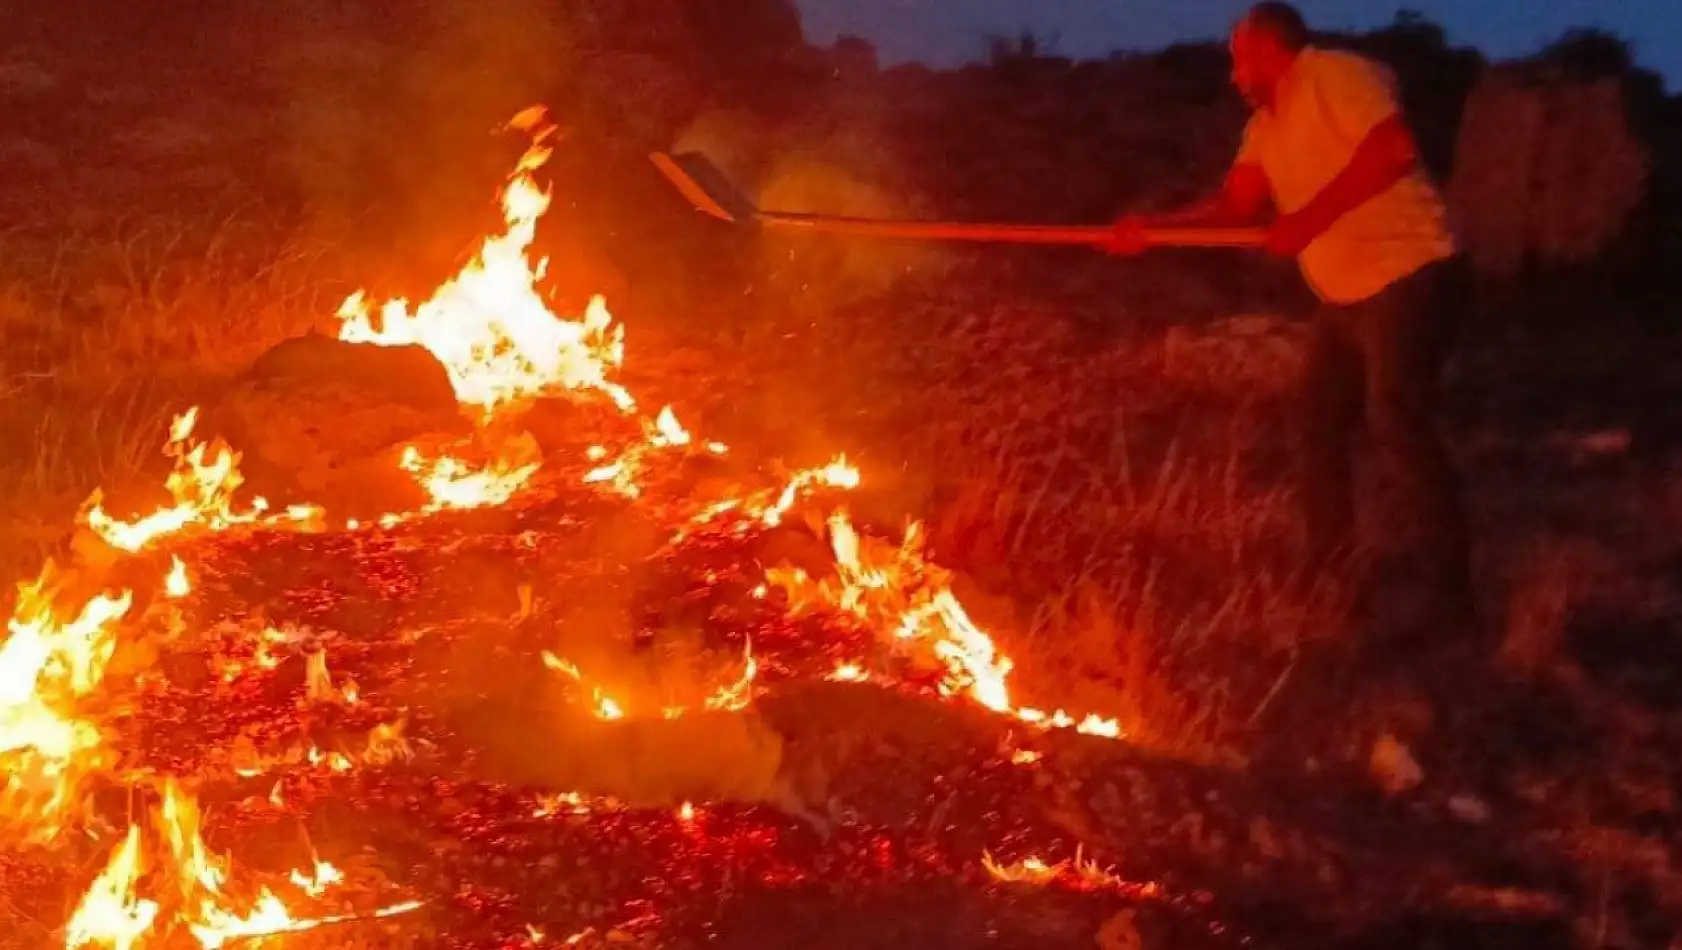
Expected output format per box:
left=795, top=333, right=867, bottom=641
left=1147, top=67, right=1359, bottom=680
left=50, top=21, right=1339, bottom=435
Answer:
left=79, top=409, right=248, bottom=552
left=190, top=895, right=424, bottom=950
left=982, top=848, right=1130, bottom=892
left=336, top=110, right=631, bottom=417
left=542, top=653, right=626, bottom=721
left=582, top=405, right=718, bottom=499
left=303, top=648, right=332, bottom=704
left=289, top=859, right=344, bottom=898
left=767, top=511, right=1124, bottom=740
left=164, top=557, right=190, bottom=599
left=13, top=103, right=1144, bottom=947
left=77, top=408, right=324, bottom=554
left=66, top=781, right=427, bottom=949
left=826, top=663, right=868, bottom=683
left=363, top=717, right=414, bottom=766
left=400, top=434, right=542, bottom=510
left=701, top=639, right=758, bottom=712
left=0, top=564, right=131, bottom=837
left=981, top=852, right=1064, bottom=885
left=64, top=824, right=158, bottom=950
left=301, top=648, right=357, bottom=706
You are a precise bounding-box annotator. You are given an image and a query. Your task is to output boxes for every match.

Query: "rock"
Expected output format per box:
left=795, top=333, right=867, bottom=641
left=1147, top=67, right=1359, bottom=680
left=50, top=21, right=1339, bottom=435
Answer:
left=203, top=331, right=470, bottom=511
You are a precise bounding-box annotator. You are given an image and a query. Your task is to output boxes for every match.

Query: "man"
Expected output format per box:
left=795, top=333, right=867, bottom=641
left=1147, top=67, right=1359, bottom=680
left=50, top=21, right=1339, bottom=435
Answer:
left=1112, top=2, right=1475, bottom=638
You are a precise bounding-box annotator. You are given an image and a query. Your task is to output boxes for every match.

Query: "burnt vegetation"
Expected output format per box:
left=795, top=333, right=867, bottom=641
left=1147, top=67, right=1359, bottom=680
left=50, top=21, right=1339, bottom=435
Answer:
left=2, top=2, right=1682, bottom=949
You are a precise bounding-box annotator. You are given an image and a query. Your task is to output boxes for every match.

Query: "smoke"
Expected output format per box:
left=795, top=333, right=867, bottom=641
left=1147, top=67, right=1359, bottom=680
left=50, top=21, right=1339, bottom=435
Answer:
left=405, top=505, right=789, bottom=809
left=263, top=0, right=568, bottom=281
left=670, top=94, right=956, bottom=320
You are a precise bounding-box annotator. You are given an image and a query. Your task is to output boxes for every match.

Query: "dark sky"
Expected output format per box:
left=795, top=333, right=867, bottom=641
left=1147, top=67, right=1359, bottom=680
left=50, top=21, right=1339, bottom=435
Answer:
left=797, top=0, right=1682, bottom=89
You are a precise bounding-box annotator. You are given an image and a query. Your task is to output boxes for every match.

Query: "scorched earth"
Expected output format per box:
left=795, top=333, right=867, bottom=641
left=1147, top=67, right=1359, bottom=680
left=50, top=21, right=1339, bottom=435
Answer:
left=0, top=108, right=1553, bottom=950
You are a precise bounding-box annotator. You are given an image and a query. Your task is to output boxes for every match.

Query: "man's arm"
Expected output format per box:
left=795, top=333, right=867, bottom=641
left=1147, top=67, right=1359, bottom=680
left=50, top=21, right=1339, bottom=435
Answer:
left=1269, top=114, right=1419, bottom=252
left=1109, top=162, right=1271, bottom=253
left=1143, top=162, right=1273, bottom=228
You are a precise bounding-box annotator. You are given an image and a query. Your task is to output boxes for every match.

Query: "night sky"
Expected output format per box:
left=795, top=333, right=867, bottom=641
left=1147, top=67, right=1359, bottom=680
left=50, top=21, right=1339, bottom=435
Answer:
left=797, top=0, right=1682, bottom=89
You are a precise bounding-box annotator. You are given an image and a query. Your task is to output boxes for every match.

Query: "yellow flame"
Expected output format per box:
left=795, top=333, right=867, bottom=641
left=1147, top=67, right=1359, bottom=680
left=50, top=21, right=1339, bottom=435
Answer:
left=336, top=111, right=630, bottom=417
left=164, top=557, right=190, bottom=599
left=0, top=565, right=131, bottom=837
left=64, top=824, right=158, bottom=950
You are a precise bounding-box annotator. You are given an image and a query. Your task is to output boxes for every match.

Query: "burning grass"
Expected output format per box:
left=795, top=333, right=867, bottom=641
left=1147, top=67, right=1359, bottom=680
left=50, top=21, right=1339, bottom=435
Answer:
left=0, top=107, right=1219, bottom=949
left=0, top=94, right=1677, bottom=950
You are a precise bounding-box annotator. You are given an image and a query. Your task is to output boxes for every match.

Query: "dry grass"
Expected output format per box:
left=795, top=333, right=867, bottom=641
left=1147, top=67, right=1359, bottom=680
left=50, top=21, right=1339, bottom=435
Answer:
left=0, top=216, right=350, bottom=579
left=918, top=413, right=1343, bottom=759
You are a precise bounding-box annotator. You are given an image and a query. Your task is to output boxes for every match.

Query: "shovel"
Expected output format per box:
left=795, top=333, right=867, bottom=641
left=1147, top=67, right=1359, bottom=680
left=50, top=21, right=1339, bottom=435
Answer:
left=650, top=151, right=1266, bottom=249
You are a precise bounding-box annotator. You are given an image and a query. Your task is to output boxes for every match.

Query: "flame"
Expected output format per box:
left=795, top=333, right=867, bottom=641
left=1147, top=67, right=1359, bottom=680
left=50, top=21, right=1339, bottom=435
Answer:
left=78, top=409, right=247, bottom=552
left=767, top=511, right=1124, bottom=740
left=982, top=852, right=1065, bottom=885
left=532, top=791, right=601, bottom=819
left=190, top=895, right=424, bottom=949
left=363, top=717, right=414, bottom=766
left=982, top=848, right=1132, bottom=893
left=64, top=824, right=158, bottom=950
left=542, top=652, right=625, bottom=721
left=401, top=434, right=541, bottom=510
left=826, top=663, right=868, bottom=683
left=302, top=648, right=332, bottom=704
left=152, top=781, right=424, bottom=948
left=77, top=408, right=322, bottom=554
left=288, top=859, right=344, bottom=898
left=157, top=779, right=227, bottom=897
left=164, top=557, right=190, bottom=599
left=300, top=648, right=357, bottom=707
left=0, top=565, right=131, bottom=837
left=702, top=639, right=758, bottom=712
left=336, top=110, right=631, bottom=417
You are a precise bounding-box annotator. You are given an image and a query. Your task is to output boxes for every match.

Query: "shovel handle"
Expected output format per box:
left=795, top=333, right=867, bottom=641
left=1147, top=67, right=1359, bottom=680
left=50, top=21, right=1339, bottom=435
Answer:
left=755, top=213, right=1265, bottom=248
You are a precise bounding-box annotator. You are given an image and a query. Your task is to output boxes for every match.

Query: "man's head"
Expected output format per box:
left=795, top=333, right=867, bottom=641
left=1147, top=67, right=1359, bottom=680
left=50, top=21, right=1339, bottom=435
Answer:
left=1230, top=2, right=1309, bottom=108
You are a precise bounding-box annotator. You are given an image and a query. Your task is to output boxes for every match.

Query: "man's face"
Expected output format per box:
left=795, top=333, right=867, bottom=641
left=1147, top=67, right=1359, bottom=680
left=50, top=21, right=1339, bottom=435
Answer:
left=1229, top=20, right=1281, bottom=109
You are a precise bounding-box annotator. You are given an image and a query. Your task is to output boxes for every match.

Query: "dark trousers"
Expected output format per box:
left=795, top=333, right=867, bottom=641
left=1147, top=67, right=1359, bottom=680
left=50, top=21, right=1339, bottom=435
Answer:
left=1301, top=255, right=1474, bottom=616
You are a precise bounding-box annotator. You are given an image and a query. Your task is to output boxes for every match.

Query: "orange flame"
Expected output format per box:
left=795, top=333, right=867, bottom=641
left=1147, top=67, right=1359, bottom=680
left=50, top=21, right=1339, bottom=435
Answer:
left=768, top=510, right=1124, bottom=740
left=542, top=652, right=626, bottom=721
left=982, top=847, right=1129, bottom=892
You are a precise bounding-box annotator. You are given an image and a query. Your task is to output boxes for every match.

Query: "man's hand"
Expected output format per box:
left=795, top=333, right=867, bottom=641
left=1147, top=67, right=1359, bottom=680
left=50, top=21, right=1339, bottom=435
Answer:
left=1106, top=215, right=1152, bottom=256
left=1264, top=210, right=1323, bottom=258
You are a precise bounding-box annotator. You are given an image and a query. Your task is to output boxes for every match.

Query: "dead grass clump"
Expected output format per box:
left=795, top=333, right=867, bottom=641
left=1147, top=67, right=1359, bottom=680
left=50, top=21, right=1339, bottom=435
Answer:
left=1160, top=313, right=1308, bottom=402
left=916, top=415, right=1328, bottom=759
left=12, top=220, right=341, bottom=383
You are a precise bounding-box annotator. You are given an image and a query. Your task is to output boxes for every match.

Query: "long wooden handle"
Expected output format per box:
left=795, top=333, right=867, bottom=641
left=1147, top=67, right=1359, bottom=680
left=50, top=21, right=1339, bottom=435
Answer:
left=755, top=211, right=1264, bottom=248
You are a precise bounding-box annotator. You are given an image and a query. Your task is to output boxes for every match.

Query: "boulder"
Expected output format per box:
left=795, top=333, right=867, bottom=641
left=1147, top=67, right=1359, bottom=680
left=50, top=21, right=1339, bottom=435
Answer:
left=204, top=331, right=470, bottom=511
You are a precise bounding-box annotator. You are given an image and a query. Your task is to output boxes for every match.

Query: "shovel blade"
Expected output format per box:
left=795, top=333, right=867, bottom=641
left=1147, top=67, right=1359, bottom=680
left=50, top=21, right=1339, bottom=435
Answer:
left=650, top=151, right=760, bottom=224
